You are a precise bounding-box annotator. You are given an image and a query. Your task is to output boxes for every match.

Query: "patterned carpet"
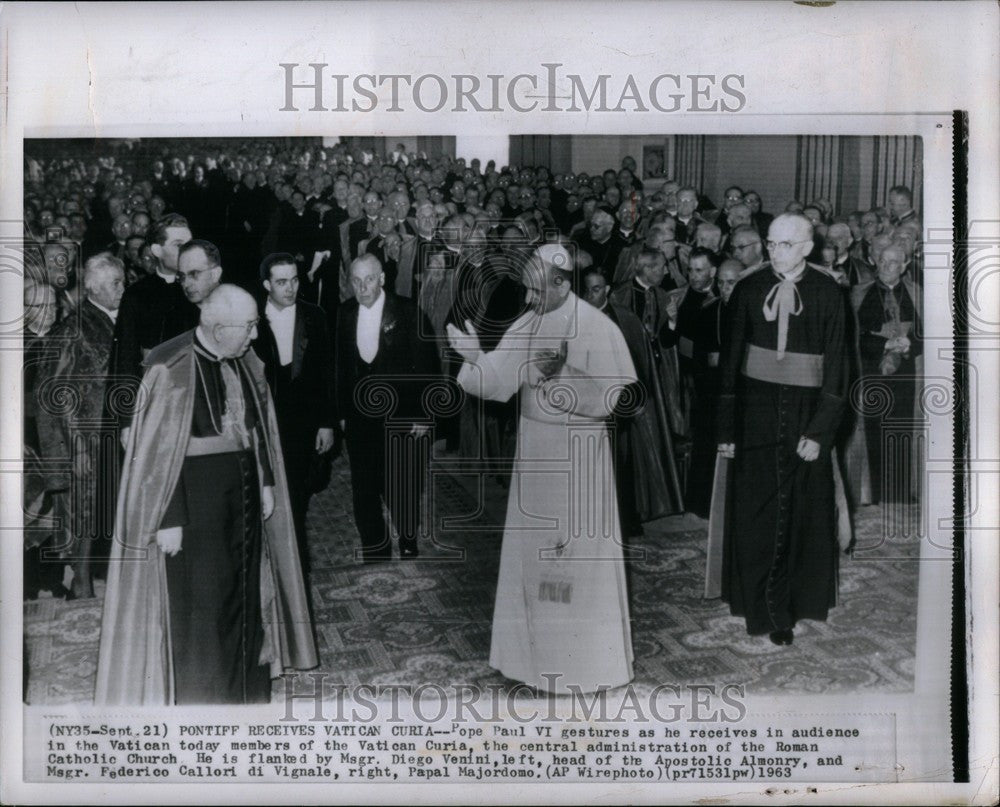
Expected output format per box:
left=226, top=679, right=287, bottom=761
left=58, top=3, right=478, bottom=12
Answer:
left=24, top=453, right=920, bottom=704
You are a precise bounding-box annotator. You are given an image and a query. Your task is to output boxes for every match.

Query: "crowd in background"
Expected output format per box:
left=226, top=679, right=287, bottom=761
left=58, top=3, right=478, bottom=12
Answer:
left=21, top=138, right=924, bottom=599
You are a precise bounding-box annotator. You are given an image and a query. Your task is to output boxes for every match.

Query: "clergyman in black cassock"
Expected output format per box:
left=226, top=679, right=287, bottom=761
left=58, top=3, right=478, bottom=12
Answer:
left=584, top=270, right=681, bottom=534
left=717, top=214, right=848, bottom=644
left=852, top=244, right=921, bottom=504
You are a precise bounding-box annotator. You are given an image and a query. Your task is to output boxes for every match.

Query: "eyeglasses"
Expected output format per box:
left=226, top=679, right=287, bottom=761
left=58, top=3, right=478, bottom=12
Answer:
left=731, top=242, right=758, bottom=251
left=766, top=239, right=811, bottom=251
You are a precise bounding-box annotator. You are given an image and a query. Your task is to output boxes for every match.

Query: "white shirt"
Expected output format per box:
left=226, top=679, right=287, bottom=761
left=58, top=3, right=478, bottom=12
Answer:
left=356, top=290, right=386, bottom=364
left=265, top=300, right=296, bottom=367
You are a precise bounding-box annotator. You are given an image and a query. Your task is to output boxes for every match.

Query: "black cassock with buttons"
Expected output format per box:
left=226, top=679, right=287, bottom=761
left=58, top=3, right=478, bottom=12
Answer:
left=717, top=267, right=848, bottom=636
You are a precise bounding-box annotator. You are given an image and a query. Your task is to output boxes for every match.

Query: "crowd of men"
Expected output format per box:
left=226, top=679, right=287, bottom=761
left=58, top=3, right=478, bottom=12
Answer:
left=22, top=138, right=923, bottom=699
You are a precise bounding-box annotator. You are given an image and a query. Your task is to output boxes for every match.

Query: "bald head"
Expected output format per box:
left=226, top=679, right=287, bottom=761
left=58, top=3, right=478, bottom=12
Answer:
left=201, top=284, right=257, bottom=328
left=726, top=203, right=752, bottom=229
left=717, top=258, right=742, bottom=304
left=199, top=284, right=260, bottom=358
left=767, top=213, right=814, bottom=275
left=694, top=221, right=722, bottom=251
left=350, top=253, right=385, bottom=307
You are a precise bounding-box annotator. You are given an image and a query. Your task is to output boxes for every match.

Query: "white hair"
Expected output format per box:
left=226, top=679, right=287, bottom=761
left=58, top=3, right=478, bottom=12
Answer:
left=82, top=252, right=124, bottom=295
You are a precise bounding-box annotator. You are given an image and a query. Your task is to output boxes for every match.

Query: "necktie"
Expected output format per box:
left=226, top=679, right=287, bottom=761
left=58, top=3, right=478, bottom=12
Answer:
left=762, top=276, right=803, bottom=360
left=882, top=284, right=901, bottom=331
left=219, top=360, right=251, bottom=449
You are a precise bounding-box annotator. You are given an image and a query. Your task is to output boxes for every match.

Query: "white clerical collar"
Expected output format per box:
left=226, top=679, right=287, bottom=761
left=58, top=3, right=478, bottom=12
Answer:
left=836, top=255, right=850, bottom=267
left=634, top=277, right=653, bottom=290
left=89, top=299, right=118, bottom=323
left=156, top=268, right=177, bottom=284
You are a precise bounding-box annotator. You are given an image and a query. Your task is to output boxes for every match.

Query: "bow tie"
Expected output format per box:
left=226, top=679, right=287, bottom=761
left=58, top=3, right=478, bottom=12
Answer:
left=762, top=275, right=804, bottom=360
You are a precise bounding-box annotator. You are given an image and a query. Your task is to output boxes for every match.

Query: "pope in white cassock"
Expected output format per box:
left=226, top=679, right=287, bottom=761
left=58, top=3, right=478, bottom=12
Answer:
left=447, top=244, right=638, bottom=694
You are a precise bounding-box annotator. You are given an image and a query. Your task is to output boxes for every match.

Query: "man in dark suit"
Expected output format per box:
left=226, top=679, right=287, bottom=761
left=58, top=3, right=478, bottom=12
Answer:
left=336, top=254, right=439, bottom=562
left=277, top=190, right=318, bottom=281
left=253, top=253, right=336, bottom=570
left=360, top=209, right=404, bottom=291
left=346, top=190, right=382, bottom=261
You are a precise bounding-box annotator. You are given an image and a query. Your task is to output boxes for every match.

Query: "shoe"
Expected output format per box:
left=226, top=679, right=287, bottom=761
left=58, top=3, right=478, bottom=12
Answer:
left=769, top=629, right=794, bottom=646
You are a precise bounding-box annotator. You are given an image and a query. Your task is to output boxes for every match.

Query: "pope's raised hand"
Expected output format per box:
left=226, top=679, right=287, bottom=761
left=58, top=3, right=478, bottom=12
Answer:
left=446, top=319, right=481, bottom=363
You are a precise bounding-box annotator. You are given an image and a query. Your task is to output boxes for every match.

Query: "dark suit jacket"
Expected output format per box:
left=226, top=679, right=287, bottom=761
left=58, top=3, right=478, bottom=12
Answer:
left=335, top=293, right=439, bottom=425
left=277, top=209, right=318, bottom=265
left=253, top=300, right=335, bottom=438
left=347, top=217, right=374, bottom=262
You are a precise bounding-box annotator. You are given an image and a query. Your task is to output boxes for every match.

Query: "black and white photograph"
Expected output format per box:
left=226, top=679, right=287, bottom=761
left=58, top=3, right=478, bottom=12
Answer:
left=1, top=2, right=997, bottom=805
left=20, top=133, right=931, bottom=702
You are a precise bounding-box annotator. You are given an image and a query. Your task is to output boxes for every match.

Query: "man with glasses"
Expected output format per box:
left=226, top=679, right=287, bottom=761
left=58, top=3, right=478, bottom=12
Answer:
left=728, top=224, right=768, bottom=278
left=717, top=213, right=848, bottom=647
left=96, top=284, right=316, bottom=704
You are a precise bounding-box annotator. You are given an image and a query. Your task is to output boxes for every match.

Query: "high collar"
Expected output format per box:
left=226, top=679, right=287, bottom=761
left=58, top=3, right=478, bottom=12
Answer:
left=772, top=263, right=807, bottom=283
left=194, top=327, right=225, bottom=361
left=88, top=298, right=119, bottom=323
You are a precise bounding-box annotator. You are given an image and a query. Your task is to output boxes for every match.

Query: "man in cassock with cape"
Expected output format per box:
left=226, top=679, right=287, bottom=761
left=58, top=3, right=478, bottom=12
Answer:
left=852, top=243, right=922, bottom=504
left=582, top=267, right=681, bottom=536
left=95, top=285, right=317, bottom=705
left=717, top=214, right=847, bottom=646
left=448, top=244, right=637, bottom=695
